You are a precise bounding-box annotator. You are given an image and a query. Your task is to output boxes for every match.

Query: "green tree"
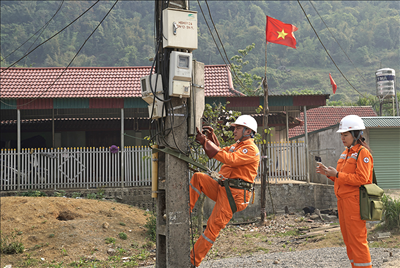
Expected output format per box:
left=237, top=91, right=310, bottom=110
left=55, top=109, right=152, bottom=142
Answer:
left=230, top=43, right=263, bottom=96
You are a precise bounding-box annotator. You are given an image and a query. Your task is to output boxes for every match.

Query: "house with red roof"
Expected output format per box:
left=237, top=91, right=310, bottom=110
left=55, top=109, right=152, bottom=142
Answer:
left=1, top=65, right=329, bottom=148
left=288, top=106, right=400, bottom=189
left=289, top=106, right=378, bottom=139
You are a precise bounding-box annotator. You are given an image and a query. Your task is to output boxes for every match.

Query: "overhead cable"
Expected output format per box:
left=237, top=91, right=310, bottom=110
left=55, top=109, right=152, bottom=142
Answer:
left=297, top=0, right=365, bottom=98
left=0, top=0, right=118, bottom=108
left=309, top=0, right=367, bottom=83
left=1, top=0, right=65, bottom=63
left=1, top=0, right=100, bottom=74
left=196, top=0, right=251, bottom=93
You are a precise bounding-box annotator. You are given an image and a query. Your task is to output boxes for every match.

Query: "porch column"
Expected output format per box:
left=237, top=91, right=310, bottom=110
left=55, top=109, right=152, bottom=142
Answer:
left=121, top=108, right=125, bottom=187
left=285, top=108, right=289, bottom=141
left=304, top=106, right=310, bottom=183
left=17, top=109, right=21, bottom=191
left=52, top=108, right=55, bottom=148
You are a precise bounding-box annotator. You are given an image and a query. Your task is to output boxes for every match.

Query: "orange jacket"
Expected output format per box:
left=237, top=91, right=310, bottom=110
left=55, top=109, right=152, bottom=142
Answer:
left=214, top=138, right=260, bottom=183
left=328, top=144, right=373, bottom=200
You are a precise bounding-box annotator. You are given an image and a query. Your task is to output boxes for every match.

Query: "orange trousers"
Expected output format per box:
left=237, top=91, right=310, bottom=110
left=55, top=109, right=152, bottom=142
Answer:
left=337, top=195, right=372, bottom=268
left=189, top=172, right=250, bottom=267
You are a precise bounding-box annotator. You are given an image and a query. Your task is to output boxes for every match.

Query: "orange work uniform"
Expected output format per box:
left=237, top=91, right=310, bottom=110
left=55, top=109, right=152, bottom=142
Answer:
left=189, top=138, right=260, bottom=267
left=328, top=144, right=373, bottom=268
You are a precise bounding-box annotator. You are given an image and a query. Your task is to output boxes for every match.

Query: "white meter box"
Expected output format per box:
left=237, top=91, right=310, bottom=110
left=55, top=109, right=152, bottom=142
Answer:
left=140, top=74, right=164, bottom=104
left=169, top=51, right=192, bottom=98
left=148, top=99, right=165, bottom=119
left=163, top=8, right=198, bottom=50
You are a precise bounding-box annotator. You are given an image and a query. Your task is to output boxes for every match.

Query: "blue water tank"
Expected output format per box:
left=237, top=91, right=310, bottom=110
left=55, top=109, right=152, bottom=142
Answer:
left=376, top=68, right=395, bottom=99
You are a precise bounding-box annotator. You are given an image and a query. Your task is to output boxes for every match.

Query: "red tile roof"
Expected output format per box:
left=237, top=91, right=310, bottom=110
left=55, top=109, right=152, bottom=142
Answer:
left=289, top=106, right=377, bottom=138
left=0, top=65, right=243, bottom=99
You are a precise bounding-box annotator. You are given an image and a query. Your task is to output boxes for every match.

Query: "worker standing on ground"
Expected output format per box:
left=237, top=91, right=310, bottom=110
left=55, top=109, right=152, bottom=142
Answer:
left=189, top=115, right=260, bottom=267
left=316, top=115, right=373, bottom=268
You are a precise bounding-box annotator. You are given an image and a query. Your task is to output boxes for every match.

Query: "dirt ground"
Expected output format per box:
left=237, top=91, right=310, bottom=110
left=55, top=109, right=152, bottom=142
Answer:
left=0, top=196, right=155, bottom=267
left=1, top=196, right=399, bottom=268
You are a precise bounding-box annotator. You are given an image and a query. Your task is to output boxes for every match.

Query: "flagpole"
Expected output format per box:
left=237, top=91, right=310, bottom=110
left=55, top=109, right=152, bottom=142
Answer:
left=261, top=41, right=275, bottom=223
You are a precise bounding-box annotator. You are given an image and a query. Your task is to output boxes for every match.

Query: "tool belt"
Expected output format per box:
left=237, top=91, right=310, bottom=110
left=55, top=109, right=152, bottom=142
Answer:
left=219, top=178, right=254, bottom=214
left=218, top=178, right=253, bottom=191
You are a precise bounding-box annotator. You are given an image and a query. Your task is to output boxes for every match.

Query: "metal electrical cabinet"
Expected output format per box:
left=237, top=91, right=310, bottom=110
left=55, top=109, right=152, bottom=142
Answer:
left=162, top=8, right=198, bottom=50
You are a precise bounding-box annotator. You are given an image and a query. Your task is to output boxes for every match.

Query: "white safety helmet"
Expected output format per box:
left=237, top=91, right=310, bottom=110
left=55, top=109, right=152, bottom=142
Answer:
left=337, top=115, right=365, bottom=133
left=231, top=115, right=258, bottom=133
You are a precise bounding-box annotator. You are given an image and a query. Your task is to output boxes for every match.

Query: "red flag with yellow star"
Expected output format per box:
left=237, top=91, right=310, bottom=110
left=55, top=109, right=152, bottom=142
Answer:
left=266, top=16, right=298, bottom=49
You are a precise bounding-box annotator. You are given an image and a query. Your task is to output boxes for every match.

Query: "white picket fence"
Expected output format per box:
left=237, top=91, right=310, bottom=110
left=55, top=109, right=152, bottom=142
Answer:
left=0, top=147, right=152, bottom=191
left=1, top=142, right=306, bottom=191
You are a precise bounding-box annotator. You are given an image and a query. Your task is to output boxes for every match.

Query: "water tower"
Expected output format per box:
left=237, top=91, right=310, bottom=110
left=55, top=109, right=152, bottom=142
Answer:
left=375, top=68, right=398, bottom=116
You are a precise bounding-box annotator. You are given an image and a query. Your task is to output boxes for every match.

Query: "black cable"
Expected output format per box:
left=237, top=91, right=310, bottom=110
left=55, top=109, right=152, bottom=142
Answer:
left=0, top=0, right=100, bottom=74
left=203, top=0, right=252, bottom=93
left=1, top=0, right=65, bottom=62
left=297, top=0, right=365, bottom=98
left=309, top=0, right=367, bottom=83
left=0, top=0, right=118, bottom=108
left=196, top=0, right=250, bottom=93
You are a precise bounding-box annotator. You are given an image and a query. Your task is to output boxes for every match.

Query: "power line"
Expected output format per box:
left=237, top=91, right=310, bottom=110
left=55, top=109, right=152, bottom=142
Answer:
left=309, top=0, right=367, bottom=83
left=1, top=0, right=65, bottom=63
left=0, top=0, right=100, bottom=74
left=203, top=0, right=250, bottom=91
left=297, top=0, right=365, bottom=98
left=0, top=0, right=119, bottom=108
left=196, top=0, right=251, bottom=94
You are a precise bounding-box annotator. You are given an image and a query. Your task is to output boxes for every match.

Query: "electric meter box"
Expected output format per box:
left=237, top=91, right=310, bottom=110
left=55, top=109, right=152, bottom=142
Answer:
left=141, top=74, right=164, bottom=104
left=162, top=8, right=198, bottom=50
left=169, top=51, right=192, bottom=98
left=376, top=68, right=395, bottom=99
left=148, top=99, right=165, bottom=119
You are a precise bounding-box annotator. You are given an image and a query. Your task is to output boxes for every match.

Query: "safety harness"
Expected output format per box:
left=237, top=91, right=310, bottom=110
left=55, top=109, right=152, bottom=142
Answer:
left=219, top=178, right=253, bottom=214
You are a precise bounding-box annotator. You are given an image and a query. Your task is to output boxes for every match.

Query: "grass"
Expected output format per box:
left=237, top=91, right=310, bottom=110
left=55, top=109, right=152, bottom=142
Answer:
left=0, top=230, right=25, bottom=254
left=105, top=237, right=116, bottom=245
left=379, top=194, right=400, bottom=232
left=144, top=212, right=156, bottom=242
left=118, top=232, right=128, bottom=240
left=275, top=229, right=300, bottom=237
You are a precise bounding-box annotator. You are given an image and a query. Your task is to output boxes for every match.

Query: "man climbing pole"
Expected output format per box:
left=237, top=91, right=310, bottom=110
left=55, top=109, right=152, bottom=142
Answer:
left=189, top=115, right=260, bottom=267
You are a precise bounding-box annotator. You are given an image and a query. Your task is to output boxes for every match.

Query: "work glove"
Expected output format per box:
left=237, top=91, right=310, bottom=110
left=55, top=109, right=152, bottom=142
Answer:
left=202, top=126, right=220, bottom=147
left=196, top=127, right=221, bottom=159
left=195, top=127, right=206, bottom=145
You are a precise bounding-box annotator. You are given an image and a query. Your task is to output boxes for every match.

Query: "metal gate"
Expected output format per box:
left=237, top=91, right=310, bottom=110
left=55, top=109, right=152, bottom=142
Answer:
left=257, top=141, right=306, bottom=183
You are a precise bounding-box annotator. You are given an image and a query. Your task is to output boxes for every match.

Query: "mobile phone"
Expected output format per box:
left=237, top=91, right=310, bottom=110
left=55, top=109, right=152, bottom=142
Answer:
left=315, top=156, right=327, bottom=169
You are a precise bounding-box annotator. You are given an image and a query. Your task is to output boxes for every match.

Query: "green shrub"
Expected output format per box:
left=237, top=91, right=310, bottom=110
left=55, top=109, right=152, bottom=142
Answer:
left=119, top=232, right=128, bottom=240
left=0, top=231, right=24, bottom=254
left=105, top=237, right=116, bottom=244
left=53, top=190, right=66, bottom=197
left=20, top=190, right=46, bottom=197
left=87, top=193, right=97, bottom=199
left=71, top=192, right=82, bottom=198
left=96, top=188, right=105, bottom=199
left=144, top=212, right=156, bottom=242
left=381, top=194, right=400, bottom=231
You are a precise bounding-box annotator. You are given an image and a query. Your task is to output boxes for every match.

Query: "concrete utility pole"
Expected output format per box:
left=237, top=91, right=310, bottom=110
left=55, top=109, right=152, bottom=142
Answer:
left=154, top=1, right=192, bottom=267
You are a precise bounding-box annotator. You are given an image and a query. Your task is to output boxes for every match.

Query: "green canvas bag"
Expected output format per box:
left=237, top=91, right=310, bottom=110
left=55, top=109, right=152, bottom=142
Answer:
left=357, top=147, right=384, bottom=221
left=359, top=182, right=384, bottom=221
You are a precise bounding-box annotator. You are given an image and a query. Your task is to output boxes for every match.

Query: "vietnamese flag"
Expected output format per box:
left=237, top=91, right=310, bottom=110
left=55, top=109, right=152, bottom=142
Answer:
left=329, top=73, right=337, bottom=94
left=266, top=16, right=298, bottom=49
